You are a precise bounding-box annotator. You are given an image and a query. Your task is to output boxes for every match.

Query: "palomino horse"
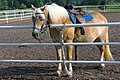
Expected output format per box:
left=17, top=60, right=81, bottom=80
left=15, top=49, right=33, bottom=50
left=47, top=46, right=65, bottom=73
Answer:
left=31, top=3, right=114, bottom=77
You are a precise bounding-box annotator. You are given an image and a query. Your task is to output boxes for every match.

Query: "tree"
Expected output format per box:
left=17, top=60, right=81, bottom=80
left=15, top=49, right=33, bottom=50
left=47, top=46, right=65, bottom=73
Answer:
left=20, top=3, right=27, bottom=9
left=0, top=0, right=2, bottom=9
left=14, top=0, right=21, bottom=9
left=81, top=0, right=89, bottom=5
left=18, top=0, right=34, bottom=7
left=39, top=0, right=44, bottom=7
left=8, top=0, right=13, bottom=9
left=100, top=0, right=110, bottom=5
left=34, top=0, right=44, bottom=7
left=1, top=0, right=8, bottom=10
left=57, top=0, right=66, bottom=6
left=45, top=0, right=52, bottom=4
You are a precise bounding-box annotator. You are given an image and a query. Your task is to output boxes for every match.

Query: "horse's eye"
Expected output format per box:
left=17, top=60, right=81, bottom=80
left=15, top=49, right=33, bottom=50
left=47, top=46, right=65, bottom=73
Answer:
left=40, top=19, right=43, bottom=21
left=38, top=17, right=43, bottom=21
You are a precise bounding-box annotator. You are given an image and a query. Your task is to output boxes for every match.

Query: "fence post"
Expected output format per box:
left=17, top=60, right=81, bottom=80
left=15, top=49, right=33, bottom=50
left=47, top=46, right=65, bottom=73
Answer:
left=22, top=10, right=24, bottom=18
left=5, top=11, right=8, bottom=23
left=104, top=5, right=106, bottom=12
left=21, top=10, right=23, bottom=20
left=14, top=10, right=16, bottom=18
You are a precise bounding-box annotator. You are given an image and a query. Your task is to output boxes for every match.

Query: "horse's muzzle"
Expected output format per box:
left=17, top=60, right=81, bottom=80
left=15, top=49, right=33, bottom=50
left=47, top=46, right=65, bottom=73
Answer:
left=32, top=29, right=44, bottom=40
left=32, top=32, right=39, bottom=39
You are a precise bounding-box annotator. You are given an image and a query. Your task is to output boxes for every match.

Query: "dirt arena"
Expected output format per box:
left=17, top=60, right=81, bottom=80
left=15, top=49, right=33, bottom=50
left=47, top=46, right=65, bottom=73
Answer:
left=0, top=12, right=120, bottom=80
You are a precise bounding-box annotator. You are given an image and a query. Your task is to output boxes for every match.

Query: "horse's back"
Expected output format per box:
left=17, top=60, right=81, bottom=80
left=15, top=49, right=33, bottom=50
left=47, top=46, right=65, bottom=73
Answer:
left=88, top=11, right=108, bottom=23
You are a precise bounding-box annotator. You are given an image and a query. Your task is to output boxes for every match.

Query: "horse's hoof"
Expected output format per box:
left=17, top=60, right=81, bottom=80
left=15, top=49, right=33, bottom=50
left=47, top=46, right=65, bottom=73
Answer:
left=66, top=71, right=73, bottom=77
left=101, top=64, right=105, bottom=68
left=57, top=70, right=62, bottom=77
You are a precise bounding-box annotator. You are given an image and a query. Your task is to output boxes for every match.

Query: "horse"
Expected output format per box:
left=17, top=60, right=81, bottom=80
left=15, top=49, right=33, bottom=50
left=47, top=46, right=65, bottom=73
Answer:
left=31, top=3, right=114, bottom=77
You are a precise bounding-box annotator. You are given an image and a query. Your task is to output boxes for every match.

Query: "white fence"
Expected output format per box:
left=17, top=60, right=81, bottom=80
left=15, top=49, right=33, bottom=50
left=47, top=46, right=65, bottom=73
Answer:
left=75, top=5, right=120, bottom=12
left=0, top=22, right=120, bottom=64
left=0, top=9, right=32, bottom=24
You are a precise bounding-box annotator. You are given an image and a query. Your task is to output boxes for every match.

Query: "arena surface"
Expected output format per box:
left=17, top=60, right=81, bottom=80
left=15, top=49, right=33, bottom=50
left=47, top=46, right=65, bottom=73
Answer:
left=0, top=12, right=120, bottom=80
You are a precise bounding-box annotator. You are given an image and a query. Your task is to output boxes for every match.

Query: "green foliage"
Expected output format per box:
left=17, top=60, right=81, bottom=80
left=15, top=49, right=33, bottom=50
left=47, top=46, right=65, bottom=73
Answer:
left=88, top=0, right=101, bottom=5
left=0, top=0, right=8, bottom=10
left=100, top=0, right=110, bottom=5
left=20, top=3, right=27, bottom=9
left=14, top=0, right=21, bottom=9
left=0, top=0, right=120, bottom=10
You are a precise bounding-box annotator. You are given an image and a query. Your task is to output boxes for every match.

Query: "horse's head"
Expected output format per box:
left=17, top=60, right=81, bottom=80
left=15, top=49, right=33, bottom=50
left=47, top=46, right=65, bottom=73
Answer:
left=31, top=5, right=49, bottom=40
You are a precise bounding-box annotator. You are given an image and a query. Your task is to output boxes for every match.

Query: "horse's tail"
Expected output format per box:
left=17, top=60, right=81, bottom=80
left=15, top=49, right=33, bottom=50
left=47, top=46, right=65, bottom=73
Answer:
left=104, top=32, right=114, bottom=61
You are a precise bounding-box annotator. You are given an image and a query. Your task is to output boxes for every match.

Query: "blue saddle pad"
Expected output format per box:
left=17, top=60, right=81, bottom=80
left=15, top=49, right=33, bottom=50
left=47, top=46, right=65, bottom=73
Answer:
left=67, top=11, right=76, bottom=24
left=82, top=12, right=93, bottom=22
left=67, top=11, right=93, bottom=23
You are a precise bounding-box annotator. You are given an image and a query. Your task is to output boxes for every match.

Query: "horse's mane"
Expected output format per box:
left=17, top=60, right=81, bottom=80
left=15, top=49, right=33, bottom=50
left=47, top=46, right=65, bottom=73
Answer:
left=45, top=3, right=70, bottom=24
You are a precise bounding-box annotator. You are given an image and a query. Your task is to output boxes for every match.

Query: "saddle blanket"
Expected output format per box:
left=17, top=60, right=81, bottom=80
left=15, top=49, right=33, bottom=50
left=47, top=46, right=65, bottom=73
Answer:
left=67, top=11, right=94, bottom=23
left=67, top=11, right=76, bottom=24
left=82, top=12, right=94, bottom=22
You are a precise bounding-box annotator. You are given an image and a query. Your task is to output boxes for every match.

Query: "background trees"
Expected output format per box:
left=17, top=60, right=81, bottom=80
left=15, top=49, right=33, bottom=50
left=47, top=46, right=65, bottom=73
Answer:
left=0, top=0, right=119, bottom=10
left=0, top=0, right=8, bottom=10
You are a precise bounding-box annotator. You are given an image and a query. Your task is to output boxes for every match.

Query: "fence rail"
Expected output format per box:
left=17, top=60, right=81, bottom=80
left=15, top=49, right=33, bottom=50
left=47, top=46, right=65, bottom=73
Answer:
left=0, top=42, right=120, bottom=46
left=51, top=22, right=120, bottom=28
left=0, top=60, right=119, bottom=64
left=0, top=22, right=120, bottom=64
left=0, top=22, right=120, bottom=29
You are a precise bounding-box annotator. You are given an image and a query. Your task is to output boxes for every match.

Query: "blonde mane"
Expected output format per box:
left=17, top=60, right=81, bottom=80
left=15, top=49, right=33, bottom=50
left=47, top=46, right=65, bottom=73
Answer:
left=45, top=3, right=70, bottom=24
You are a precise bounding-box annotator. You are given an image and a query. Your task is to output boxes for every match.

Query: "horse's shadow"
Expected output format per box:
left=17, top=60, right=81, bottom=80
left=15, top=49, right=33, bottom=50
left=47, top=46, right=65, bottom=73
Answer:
left=73, top=64, right=103, bottom=69
left=0, top=65, right=103, bottom=79
left=0, top=66, right=57, bottom=76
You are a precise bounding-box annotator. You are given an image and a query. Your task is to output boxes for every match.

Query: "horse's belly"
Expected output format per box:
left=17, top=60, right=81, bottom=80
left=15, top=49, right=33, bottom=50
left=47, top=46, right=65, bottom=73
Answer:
left=74, top=34, right=98, bottom=42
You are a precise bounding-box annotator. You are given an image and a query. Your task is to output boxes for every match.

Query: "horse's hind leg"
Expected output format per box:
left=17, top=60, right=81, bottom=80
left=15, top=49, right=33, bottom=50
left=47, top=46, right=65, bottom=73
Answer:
left=96, top=33, right=114, bottom=68
left=104, top=33, right=114, bottom=61
left=97, top=45, right=114, bottom=68
left=96, top=44, right=106, bottom=68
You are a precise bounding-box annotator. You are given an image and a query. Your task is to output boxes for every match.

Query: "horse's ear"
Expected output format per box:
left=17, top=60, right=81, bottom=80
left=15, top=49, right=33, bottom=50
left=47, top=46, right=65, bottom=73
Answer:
left=41, top=7, right=45, bottom=11
left=31, top=4, right=36, bottom=10
left=40, top=4, right=47, bottom=11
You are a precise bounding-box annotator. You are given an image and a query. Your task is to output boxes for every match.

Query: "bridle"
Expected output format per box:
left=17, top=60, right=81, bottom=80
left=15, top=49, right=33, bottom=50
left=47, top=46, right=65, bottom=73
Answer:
left=32, top=12, right=49, bottom=35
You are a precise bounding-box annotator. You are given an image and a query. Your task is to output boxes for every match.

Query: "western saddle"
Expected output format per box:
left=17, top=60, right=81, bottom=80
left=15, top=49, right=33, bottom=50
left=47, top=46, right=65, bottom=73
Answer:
left=64, top=4, right=88, bottom=35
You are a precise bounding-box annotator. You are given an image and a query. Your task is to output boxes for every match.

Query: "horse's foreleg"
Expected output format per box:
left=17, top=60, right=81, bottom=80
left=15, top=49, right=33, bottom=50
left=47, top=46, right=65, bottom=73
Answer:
left=66, top=41, right=73, bottom=77
left=56, top=47, right=62, bottom=76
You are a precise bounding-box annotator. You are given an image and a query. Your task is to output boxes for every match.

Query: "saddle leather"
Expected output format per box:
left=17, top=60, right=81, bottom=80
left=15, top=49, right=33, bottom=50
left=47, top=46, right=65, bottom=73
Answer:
left=69, top=8, right=86, bottom=35
left=69, top=8, right=87, bottom=23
